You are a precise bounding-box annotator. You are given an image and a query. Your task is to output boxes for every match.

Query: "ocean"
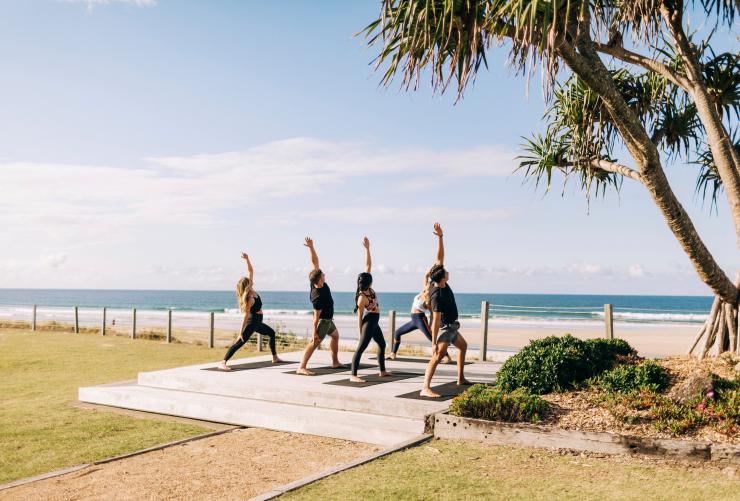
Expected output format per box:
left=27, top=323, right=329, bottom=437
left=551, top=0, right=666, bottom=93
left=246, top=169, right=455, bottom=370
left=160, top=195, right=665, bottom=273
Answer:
left=0, top=289, right=713, bottom=326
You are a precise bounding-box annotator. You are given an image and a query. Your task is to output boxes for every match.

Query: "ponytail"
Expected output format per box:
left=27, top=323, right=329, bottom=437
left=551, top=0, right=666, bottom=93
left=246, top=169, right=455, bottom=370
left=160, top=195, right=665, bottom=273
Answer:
left=353, top=272, right=373, bottom=313
left=236, top=277, right=251, bottom=313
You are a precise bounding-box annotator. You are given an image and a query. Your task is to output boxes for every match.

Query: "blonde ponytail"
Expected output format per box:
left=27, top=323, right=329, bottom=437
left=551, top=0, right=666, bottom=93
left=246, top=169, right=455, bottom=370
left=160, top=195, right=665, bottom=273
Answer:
left=236, top=277, right=251, bottom=312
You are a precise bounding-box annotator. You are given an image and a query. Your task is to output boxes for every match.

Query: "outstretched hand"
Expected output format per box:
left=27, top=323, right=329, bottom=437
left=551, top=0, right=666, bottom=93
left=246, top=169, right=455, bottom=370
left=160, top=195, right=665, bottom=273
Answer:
left=362, top=236, right=370, bottom=249
left=433, top=222, right=443, bottom=237
left=304, top=237, right=314, bottom=248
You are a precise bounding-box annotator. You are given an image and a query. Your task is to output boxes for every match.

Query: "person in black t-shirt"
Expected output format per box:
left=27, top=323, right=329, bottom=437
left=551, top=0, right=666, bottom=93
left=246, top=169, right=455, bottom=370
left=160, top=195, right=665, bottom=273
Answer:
left=421, top=223, right=470, bottom=398
left=219, top=252, right=284, bottom=371
left=297, top=237, right=343, bottom=375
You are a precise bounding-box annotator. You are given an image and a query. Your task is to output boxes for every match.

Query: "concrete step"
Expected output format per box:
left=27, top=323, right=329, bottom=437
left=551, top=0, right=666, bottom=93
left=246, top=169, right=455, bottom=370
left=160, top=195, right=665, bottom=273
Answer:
left=133, top=352, right=497, bottom=420
left=79, top=382, right=424, bottom=446
left=136, top=369, right=449, bottom=419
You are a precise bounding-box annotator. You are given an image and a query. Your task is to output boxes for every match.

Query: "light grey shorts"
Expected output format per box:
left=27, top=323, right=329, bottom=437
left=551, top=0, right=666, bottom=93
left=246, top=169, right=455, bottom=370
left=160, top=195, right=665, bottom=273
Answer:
left=437, top=321, right=460, bottom=345
left=316, top=318, right=336, bottom=340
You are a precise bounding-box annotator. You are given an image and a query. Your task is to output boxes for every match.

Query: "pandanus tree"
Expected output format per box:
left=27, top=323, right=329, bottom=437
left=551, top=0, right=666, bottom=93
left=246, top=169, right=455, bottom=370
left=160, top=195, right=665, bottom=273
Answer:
left=362, top=0, right=740, bottom=357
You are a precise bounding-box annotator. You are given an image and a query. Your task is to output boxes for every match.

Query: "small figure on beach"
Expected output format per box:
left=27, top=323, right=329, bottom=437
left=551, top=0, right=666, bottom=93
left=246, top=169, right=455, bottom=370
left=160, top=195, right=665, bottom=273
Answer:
left=350, top=237, right=392, bottom=383
left=421, top=223, right=470, bottom=398
left=218, top=252, right=283, bottom=371
left=390, top=225, right=451, bottom=364
left=296, top=237, right=343, bottom=375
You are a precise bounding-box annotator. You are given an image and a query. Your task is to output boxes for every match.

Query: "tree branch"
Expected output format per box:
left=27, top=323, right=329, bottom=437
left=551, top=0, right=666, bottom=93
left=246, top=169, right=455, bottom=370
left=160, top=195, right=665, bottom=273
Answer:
left=593, top=42, right=691, bottom=90
left=557, top=29, right=738, bottom=303
left=661, top=3, right=740, bottom=252
left=590, top=159, right=644, bottom=183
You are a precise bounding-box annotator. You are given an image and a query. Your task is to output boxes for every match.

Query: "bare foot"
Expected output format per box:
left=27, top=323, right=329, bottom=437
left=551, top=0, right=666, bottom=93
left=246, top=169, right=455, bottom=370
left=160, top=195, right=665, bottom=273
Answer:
left=349, top=375, right=365, bottom=383
left=442, top=355, right=453, bottom=364
left=388, top=352, right=397, bottom=360
left=379, top=371, right=393, bottom=377
left=272, top=357, right=284, bottom=364
left=331, top=363, right=345, bottom=369
left=420, top=388, right=441, bottom=398
left=458, top=378, right=472, bottom=385
left=296, top=367, right=316, bottom=376
left=218, top=361, right=232, bottom=371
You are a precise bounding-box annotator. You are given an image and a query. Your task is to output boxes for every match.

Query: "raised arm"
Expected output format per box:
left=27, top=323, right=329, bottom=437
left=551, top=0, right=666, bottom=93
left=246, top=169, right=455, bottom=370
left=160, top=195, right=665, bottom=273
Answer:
left=303, top=237, right=320, bottom=270
left=362, top=236, right=371, bottom=273
left=433, top=222, right=444, bottom=266
left=241, top=252, right=254, bottom=284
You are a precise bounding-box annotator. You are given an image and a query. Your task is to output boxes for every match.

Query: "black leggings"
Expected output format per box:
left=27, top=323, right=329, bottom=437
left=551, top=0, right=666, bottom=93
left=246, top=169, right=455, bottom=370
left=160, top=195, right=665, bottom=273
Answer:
left=351, top=312, right=386, bottom=376
left=392, top=312, right=432, bottom=354
left=223, top=314, right=277, bottom=361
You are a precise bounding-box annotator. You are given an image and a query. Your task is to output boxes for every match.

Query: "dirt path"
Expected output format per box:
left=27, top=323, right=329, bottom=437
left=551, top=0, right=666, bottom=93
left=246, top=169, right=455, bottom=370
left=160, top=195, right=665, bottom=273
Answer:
left=0, top=429, right=381, bottom=501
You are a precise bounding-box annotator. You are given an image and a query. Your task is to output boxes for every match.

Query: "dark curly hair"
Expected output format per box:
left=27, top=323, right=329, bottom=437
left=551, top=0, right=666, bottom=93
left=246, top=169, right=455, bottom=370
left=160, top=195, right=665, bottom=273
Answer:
left=353, top=272, right=373, bottom=313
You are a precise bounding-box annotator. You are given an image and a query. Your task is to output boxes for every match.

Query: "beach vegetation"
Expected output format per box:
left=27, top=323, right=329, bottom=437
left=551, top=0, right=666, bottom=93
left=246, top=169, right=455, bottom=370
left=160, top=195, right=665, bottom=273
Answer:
left=596, top=375, right=739, bottom=436
left=594, top=360, right=670, bottom=393
left=362, top=0, right=740, bottom=358
left=450, top=384, right=547, bottom=423
left=494, top=335, right=635, bottom=394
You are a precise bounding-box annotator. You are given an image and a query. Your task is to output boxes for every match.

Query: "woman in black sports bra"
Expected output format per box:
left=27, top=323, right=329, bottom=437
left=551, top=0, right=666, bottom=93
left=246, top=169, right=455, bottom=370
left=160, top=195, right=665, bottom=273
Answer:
left=219, top=252, right=283, bottom=371
left=350, top=237, right=391, bottom=382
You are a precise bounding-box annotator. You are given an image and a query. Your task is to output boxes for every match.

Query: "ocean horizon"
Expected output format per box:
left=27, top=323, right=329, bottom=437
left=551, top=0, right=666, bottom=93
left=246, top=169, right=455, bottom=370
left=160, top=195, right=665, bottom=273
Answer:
left=0, top=288, right=713, bottom=326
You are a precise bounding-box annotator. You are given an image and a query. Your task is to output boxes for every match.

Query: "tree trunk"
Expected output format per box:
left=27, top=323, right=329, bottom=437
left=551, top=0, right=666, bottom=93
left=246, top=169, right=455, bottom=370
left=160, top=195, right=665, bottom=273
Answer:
left=556, top=19, right=739, bottom=357
left=662, top=5, right=740, bottom=251
left=689, top=295, right=739, bottom=358
left=556, top=36, right=738, bottom=306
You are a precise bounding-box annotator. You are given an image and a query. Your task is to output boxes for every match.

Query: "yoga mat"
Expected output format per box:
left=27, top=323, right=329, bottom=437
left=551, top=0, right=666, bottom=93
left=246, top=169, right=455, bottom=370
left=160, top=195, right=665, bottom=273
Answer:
left=324, top=372, right=421, bottom=388
left=283, top=364, right=371, bottom=376
left=202, top=360, right=295, bottom=372
left=394, top=381, right=476, bottom=401
left=371, top=356, right=472, bottom=365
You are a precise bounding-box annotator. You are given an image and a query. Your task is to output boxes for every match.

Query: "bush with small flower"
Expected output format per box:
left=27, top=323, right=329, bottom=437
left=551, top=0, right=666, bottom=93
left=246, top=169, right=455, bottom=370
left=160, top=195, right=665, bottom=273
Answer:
left=449, top=384, right=547, bottom=423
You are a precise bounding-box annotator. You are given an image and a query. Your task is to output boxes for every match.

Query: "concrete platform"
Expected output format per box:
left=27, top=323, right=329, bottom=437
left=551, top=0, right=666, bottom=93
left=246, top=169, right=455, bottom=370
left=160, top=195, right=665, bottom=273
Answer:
left=79, top=350, right=501, bottom=446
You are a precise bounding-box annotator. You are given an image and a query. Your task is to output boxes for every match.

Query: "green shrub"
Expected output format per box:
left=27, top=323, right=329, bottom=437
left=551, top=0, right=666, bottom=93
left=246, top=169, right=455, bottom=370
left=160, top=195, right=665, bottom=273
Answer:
left=495, top=335, right=637, bottom=394
left=584, top=338, right=637, bottom=373
left=596, top=360, right=669, bottom=393
left=450, top=384, right=547, bottom=423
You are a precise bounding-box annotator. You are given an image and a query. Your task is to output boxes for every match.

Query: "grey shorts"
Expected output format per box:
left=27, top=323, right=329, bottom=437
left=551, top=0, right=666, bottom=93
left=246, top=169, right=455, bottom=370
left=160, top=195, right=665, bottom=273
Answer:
left=437, top=321, right=460, bottom=345
left=316, top=319, right=336, bottom=340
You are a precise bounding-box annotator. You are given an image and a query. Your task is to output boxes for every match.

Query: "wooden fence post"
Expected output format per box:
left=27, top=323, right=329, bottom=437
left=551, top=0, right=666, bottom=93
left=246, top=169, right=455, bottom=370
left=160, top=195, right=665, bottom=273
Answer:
left=131, top=308, right=137, bottom=339
left=480, top=301, right=490, bottom=361
left=209, top=312, right=215, bottom=348
left=74, top=306, right=79, bottom=333
left=32, top=305, right=37, bottom=331
left=101, top=307, right=106, bottom=336
left=604, top=304, right=614, bottom=340
left=167, top=310, right=172, bottom=343
left=388, top=310, right=396, bottom=351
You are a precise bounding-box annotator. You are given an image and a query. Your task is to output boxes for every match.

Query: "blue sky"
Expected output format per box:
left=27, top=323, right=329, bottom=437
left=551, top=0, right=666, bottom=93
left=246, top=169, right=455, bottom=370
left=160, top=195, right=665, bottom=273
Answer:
left=0, top=0, right=735, bottom=294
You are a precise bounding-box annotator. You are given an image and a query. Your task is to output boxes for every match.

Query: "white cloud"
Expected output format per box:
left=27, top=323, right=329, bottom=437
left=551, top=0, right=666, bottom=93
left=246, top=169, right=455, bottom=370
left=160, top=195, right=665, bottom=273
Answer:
left=0, top=138, right=515, bottom=241
left=628, top=264, right=646, bottom=278
left=40, top=253, right=68, bottom=269
left=296, top=206, right=514, bottom=224
left=63, top=0, right=156, bottom=10
left=566, top=262, right=605, bottom=277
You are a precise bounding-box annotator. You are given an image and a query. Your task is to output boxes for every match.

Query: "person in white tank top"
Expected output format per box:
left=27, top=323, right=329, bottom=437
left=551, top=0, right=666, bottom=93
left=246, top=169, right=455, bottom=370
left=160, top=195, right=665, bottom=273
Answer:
left=390, top=231, right=452, bottom=363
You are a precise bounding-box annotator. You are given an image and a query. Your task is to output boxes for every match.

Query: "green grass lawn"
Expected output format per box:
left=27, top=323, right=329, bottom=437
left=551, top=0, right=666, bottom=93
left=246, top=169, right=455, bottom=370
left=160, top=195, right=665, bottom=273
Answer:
left=284, top=440, right=739, bottom=501
left=0, top=327, right=257, bottom=484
